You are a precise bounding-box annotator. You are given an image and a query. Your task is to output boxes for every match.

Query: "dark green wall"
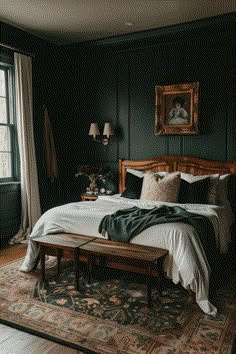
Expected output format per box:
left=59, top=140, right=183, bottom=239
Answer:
left=0, top=14, right=235, bottom=244
left=0, top=22, right=76, bottom=212
left=0, top=22, right=74, bottom=245
left=74, top=14, right=235, bottom=170
left=0, top=183, right=21, bottom=247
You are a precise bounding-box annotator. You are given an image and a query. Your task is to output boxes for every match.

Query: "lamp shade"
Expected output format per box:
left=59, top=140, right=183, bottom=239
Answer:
left=103, top=123, right=113, bottom=138
left=89, top=123, right=100, bottom=137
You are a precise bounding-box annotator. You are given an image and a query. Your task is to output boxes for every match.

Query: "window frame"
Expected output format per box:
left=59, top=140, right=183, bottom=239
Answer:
left=0, top=61, right=19, bottom=183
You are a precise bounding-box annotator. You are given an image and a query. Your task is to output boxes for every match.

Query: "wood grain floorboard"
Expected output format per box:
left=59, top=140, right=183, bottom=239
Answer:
left=0, top=324, right=78, bottom=353
left=0, top=243, right=27, bottom=265
left=0, top=244, right=80, bottom=353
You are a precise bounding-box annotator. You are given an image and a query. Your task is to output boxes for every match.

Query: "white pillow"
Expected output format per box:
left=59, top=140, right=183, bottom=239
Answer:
left=180, top=172, right=220, bottom=205
left=140, top=172, right=181, bottom=202
left=127, top=168, right=169, bottom=178
left=126, top=168, right=144, bottom=178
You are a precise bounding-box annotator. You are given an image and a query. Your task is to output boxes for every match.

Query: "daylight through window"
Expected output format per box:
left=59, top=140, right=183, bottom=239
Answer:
left=0, top=63, right=18, bottom=181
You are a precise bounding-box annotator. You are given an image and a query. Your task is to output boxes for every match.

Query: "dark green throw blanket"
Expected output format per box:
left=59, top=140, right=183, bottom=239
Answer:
left=98, top=205, right=216, bottom=268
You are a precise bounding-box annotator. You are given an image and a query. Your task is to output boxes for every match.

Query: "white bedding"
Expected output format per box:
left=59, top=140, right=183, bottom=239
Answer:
left=20, top=194, right=233, bottom=316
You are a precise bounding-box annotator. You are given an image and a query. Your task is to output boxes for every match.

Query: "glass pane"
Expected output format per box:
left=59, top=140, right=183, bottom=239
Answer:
left=0, top=70, right=6, bottom=96
left=0, top=97, right=7, bottom=123
left=0, top=126, right=11, bottom=151
left=0, top=152, right=12, bottom=177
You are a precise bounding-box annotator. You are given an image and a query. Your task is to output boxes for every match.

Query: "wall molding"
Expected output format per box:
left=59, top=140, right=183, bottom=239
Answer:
left=77, top=13, right=235, bottom=49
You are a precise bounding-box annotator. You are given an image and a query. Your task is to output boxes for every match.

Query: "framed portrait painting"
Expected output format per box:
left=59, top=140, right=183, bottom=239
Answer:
left=155, top=82, right=199, bottom=135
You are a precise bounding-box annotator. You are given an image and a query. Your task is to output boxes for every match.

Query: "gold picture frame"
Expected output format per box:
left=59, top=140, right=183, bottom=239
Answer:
left=155, top=82, right=199, bottom=135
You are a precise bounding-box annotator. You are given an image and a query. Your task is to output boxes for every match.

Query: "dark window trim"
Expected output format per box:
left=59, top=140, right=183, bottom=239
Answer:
left=0, top=61, right=20, bottom=183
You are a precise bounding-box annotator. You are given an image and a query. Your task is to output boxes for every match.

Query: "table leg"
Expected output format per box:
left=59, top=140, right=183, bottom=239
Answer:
left=40, top=246, right=46, bottom=283
left=74, top=248, right=80, bottom=291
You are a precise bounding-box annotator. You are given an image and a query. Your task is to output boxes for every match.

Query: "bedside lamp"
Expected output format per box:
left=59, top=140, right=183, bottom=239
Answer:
left=89, top=122, right=113, bottom=145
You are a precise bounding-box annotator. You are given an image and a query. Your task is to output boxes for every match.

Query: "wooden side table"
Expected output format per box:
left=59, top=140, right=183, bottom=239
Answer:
left=80, top=193, right=114, bottom=201
left=80, top=193, right=98, bottom=201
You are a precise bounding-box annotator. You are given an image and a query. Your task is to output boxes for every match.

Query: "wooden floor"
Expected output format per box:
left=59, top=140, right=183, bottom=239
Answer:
left=0, top=243, right=79, bottom=354
left=0, top=243, right=27, bottom=265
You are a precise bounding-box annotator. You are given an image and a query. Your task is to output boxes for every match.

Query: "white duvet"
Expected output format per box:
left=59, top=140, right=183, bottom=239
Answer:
left=20, top=194, right=233, bottom=316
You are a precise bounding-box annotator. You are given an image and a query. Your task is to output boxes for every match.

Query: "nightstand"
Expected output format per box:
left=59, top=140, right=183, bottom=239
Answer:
left=80, top=193, right=98, bottom=201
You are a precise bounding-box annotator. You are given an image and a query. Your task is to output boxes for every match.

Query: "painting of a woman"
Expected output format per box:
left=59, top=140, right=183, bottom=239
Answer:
left=167, top=96, right=189, bottom=125
left=155, top=81, right=199, bottom=135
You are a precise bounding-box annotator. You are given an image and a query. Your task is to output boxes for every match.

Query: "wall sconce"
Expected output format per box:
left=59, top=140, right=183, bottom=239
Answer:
left=89, top=122, right=113, bottom=145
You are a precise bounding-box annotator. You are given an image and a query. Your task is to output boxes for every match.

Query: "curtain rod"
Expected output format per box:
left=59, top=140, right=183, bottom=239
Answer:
left=0, top=42, right=35, bottom=58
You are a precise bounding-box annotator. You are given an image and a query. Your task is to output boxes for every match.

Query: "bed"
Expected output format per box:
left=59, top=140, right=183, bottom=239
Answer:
left=20, top=156, right=236, bottom=316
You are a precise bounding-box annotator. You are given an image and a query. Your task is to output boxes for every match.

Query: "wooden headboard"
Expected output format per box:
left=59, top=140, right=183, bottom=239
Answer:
left=119, top=155, right=236, bottom=193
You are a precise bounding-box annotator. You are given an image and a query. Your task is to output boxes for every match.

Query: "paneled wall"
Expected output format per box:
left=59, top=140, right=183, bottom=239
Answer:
left=0, top=14, right=235, bottom=242
left=75, top=14, right=235, bottom=167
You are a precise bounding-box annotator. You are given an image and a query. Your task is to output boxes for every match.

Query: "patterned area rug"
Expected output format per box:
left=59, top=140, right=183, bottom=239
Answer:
left=0, top=258, right=235, bottom=353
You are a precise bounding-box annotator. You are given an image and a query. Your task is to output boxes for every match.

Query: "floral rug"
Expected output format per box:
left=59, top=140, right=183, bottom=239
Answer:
left=0, top=258, right=235, bottom=353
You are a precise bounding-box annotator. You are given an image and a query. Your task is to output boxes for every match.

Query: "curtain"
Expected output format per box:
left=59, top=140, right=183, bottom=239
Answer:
left=9, top=53, right=41, bottom=244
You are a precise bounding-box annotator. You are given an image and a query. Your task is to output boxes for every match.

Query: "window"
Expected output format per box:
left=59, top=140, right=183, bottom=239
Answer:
left=0, top=61, right=19, bottom=182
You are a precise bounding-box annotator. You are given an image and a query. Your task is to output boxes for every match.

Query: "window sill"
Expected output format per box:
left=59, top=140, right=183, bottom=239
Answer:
left=0, top=181, right=21, bottom=186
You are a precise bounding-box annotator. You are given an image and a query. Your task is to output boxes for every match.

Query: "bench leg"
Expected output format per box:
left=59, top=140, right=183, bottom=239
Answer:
left=156, top=260, right=165, bottom=296
left=74, top=248, right=80, bottom=291
left=57, top=249, right=63, bottom=275
left=146, top=264, right=153, bottom=308
left=87, top=255, right=94, bottom=284
left=40, top=246, right=46, bottom=283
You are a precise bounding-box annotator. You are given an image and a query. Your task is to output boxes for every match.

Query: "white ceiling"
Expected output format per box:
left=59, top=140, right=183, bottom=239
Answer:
left=0, top=0, right=235, bottom=45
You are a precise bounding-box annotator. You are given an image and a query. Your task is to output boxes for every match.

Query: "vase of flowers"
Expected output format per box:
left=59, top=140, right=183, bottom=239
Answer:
left=88, top=175, right=97, bottom=192
left=77, top=165, right=111, bottom=193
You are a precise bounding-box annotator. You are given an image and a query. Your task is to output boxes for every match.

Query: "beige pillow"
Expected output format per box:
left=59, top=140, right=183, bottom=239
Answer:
left=140, top=172, right=181, bottom=202
left=180, top=173, right=220, bottom=205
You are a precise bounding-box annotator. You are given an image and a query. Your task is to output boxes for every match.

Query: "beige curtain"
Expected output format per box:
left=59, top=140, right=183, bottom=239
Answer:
left=10, top=53, right=41, bottom=244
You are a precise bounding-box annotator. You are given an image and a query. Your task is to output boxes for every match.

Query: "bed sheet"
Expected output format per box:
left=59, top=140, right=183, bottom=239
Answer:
left=20, top=195, right=233, bottom=315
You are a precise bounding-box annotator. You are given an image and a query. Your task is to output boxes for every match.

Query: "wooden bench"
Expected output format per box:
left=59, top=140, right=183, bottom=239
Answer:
left=80, top=238, right=168, bottom=307
left=35, top=233, right=96, bottom=290
left=35, top=233, right=168, bottom=307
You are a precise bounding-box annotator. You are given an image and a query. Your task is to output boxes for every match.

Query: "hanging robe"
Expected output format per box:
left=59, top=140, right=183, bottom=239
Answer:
left=44, top=106, right=58, bottom=181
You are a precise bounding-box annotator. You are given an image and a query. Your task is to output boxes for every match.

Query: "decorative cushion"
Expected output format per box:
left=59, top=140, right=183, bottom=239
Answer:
left=178, top=177, right=211, bottom=204
left=121, top=172, right=143, bottom=199
left=121, top=169, right=169, bottom=199
left=180, top=173, right=220, bottom=205
left=217, top=174, right=231, bottom=206
left=140, top=172, right=181, bottom=202
left=216, top=174, right=235, bottom=226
